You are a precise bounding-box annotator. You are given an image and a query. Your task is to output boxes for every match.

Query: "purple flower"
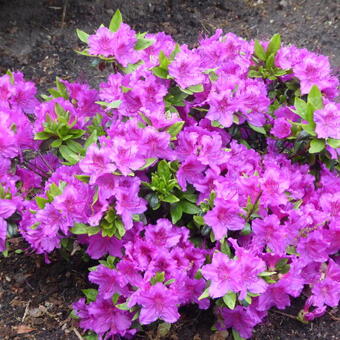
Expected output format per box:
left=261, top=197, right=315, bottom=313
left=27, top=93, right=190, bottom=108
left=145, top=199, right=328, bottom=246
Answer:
left=310, top=277, right=340, bottom=308
left=168, top=45, right=205, bottom=89
left=252, top=215, right=289, bottom=255
left=89, top=265, right=128, bottom=299
left=204, top=198, right=244, bottom=241
left=88, top=26, right=116, bottom=57
left=271, top=117, right=292, bottom=138
left=82, top=234, right=123, bottom=260
left=201, top=251, right=239, bottom=298
left=219, top=305, right=260, bottom=338
left=0, top=199, right=17, bottom=218
left=86, top=297, right=132, bottom=337
left=314, top=102, right=340, bottom=139
left=177, top=157, right=206, bottom=190
left=135, top=283, right=180, bottom=324
left=79, top=145, right=116, bottom=184
left=297, top=230, right=330, bottom=264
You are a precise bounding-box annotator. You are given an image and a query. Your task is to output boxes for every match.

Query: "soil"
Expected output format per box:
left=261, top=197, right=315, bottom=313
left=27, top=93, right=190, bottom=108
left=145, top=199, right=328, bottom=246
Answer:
left=0, top=0, right=339, bottom=339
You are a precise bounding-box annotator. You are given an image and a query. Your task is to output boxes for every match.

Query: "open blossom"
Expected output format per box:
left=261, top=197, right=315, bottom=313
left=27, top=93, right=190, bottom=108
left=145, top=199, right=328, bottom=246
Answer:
left=135, top=283, right=180, bottom=324
left=219, top=306, right=261, bottom=339
left=252, top=215, right=290, bottom=255
left=88, top=26, right=116, bottom=57
left=271, top=117, right=291, bottom=138
left=201, top=251, right=239, bottom=298
left=168, top=45, right=205, bottom=89
left=314, top=102, right=340, bottom=139
left=204, top=198, right=244, bottom=241
left=79, top=144, right=116, bottom=184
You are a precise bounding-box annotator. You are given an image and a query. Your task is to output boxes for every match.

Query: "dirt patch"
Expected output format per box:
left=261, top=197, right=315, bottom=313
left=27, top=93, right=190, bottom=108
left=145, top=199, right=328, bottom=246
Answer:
left=0, top=0, right=339, bottom=339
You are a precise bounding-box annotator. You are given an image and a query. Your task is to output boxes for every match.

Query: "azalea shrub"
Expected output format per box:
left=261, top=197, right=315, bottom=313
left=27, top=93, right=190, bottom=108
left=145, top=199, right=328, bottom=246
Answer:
left=1, top=9, right=339, bottom=340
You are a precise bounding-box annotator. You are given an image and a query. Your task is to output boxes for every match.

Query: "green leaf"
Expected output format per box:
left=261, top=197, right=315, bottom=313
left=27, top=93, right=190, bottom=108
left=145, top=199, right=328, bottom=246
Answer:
left=170, top=204, right=183, bottom=224
left=152, top=66, right=169, bottom=79
left=50, top=139, right=63, bottom=148
left=139, top=158, right=157, bottom=170
left=59, top=145, right=80, bottom=164
left=75, top=174, right=90, bottom=183
left=84, top=130, right=98, bottom=150
left=309, top=139, right=325, bottom=153
left=56, top=77, right=68, bottom=99
left=327, top=138, right=340, bottom=149
left=162, top=194, right=180, bottom=203
left=76, top=29, right=89, bottom=43
left=265, top=53, right=275, bottom=69
left=301, top=123, right=316, bottom=136
left=66, top=140, right=84, bottom=154
left=35, top=196, right=49, bottom=209
left=34, top=131, right=51, bottom=140
left=157, top=160, right=171, bottom=178
left=232, top=329, right=246, bottom=340
left=248, top=123, right=266, bottom=135
left=135, top=37, right=155, bottom=50
left=186, top=84, right=204, bottom=93
left=95, top=100, right=122, bottom=109
left=294, top=98, right=307, bottom=119
left=254, top=39, right=266, bottom=61
left=193, top=215, right=205, bottom=225
left=71, top=223, right=100, bottom=236
left=259, top=271, right=276, bottom=277
left=157, top=322, right=171, bottom=338
left=198, top=287, right=210, bottom=300
left=122, top=60, right=144, bottom=74
left=82, top=289, right=98, bottom=302
left=305, top=103, right=315, bottom=125
left=266, top=33, right=281, bottom=58
left=220, top=239, right=232, bottom=257
left=115, top=220, right=126, bottom=239
left=166, top=121, right=185, bottom=140
left=115, top=302, right=130, bottom=311
left=164, top=278, right=175, bottom=286
left=223, top=291, right=237, bottom=309
left=180, top=200, right=200, bottom=214
left=109, top=9, right=122, bottom=32
left=308, top=85, right=323, bottom=110
left=150, top=271, right=165, bottom=285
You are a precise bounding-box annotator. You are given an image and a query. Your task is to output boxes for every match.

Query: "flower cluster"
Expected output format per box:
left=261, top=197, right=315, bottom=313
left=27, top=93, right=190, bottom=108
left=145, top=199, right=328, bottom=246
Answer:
left=1, top=10, right=339, bottom=340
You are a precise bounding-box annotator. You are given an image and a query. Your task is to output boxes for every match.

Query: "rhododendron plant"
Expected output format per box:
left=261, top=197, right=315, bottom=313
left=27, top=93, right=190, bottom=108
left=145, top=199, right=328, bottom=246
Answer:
left=1, top=9, right=339, bottom=340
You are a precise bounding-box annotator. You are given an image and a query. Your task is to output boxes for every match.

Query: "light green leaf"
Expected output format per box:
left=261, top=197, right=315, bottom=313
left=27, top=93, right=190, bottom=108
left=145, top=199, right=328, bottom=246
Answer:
left=84, top=130, right=98, bottom=150
left=309, top=139, right=325, bottom=153
left=109, top=9, right=122, bottom=32
left=248, top=123, right=266, bottom=134
left=95, top=100, right=122, bottom=109
left=162, top=194, right=180, bottom=203
left=266, top=33, right=281, bottom=57
left=139, top=158, right=157, bottom=171
left=223, top=291, right=237, bottom=309
left=115, top=302, right=130, bottom=311
left=308, top=85, right=323, bottom=110
left=198, top=287, right=210, bottom=300
left=76, top=29, right=89, bottom=43
left=254, top=39, right=266, bottom=61
left=82, top=289, right=98, bottom=302
left=327, top=138, right=340, bottom=149
left=232, top=329, right=246, bottom=340
left=166, top=121, right=185, bottom=140
left=135, top=37, right=155, bottom=50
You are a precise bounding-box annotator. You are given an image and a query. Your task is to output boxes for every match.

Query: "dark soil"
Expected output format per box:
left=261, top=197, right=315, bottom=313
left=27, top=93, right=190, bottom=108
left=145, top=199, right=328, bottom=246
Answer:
left=0, top=0, right=339, bottom=339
